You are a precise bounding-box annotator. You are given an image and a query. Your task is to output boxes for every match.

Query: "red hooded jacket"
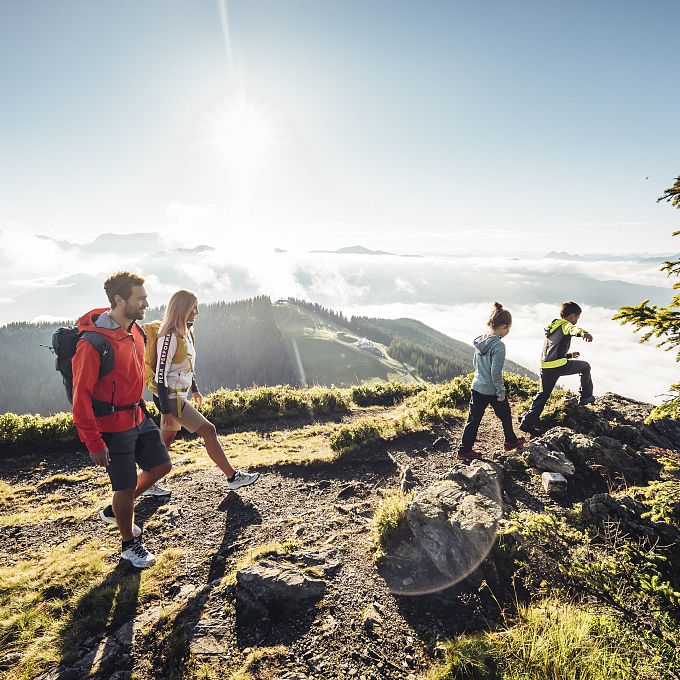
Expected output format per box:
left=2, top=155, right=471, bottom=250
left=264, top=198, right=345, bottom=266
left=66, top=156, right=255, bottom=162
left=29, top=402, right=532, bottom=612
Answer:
left=72, top=308, right=146, bottom=453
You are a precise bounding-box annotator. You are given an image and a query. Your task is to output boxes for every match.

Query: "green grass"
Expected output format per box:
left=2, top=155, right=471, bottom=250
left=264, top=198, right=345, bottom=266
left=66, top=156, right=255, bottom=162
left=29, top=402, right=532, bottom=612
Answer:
left=0, top=538, right=183, bottom=679
left=374, top=489, right=414, bottom=551
left=428, top=601, right=659, bottom=680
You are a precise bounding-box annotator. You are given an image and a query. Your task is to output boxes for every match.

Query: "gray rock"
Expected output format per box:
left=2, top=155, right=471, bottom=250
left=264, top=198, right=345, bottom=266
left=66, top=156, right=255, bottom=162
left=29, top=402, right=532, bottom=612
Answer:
left=581, top=493, right=680, bottom=545
left=336, top=483, right=361, bottom=500
left=236, top=559, right=327, bottom=620
left=406, top=461, right=503, bottom=583
left=400, top=466, right=419, bottom=494
left=362, top=603, right=384, bottom=636
left=535, top=427, right=651, bottom=483
left=541, top=471, right=567, bottom=493
left=527, top=443, right=575, bottom=476
left=189, top=633, right=225, bottom=656
left=651, top=416, right=680, bottom=449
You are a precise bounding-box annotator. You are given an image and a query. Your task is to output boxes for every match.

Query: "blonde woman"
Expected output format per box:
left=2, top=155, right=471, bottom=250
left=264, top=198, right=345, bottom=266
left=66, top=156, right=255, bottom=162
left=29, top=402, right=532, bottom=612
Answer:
left=145, top=290, right=259, bottom=494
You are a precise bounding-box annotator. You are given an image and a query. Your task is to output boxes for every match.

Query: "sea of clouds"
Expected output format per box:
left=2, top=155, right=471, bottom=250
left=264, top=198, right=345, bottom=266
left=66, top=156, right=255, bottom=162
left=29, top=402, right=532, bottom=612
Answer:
left=1, top=229, right=676, bottom=404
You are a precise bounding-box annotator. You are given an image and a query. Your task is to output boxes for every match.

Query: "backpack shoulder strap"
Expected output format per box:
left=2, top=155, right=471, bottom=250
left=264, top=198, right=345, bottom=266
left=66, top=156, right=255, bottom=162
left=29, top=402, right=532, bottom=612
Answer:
left=80, top=331, right=114, bottom=377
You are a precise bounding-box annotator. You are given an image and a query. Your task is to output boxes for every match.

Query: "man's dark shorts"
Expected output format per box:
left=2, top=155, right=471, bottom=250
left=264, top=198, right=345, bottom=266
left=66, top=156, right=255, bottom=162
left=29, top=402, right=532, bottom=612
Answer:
left=102, top=416, right=170, bottom=491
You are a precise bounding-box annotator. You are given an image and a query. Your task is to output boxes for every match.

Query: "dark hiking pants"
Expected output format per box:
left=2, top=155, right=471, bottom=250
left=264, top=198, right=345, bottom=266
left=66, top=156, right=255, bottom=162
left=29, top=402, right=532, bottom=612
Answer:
left=520, top=359, right=593, bottom=429
left=459, top=389, right=518, bottom=454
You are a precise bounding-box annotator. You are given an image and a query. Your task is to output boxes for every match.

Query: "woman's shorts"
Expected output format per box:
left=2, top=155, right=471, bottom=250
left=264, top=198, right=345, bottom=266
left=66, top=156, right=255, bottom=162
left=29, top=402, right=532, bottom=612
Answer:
left=161, top=398, right=210, bottom=433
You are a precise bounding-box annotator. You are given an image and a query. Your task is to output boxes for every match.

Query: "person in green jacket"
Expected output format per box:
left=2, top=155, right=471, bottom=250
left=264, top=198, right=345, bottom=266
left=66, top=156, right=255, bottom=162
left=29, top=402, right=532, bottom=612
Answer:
left=520, top=301, right=594, bottom=436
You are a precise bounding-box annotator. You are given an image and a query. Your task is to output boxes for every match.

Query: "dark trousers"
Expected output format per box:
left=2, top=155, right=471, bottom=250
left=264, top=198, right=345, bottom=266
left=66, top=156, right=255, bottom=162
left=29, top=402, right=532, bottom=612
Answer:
left=521, top=360, right=593, bottom=429
left=459, top=389, right=518, bottom=454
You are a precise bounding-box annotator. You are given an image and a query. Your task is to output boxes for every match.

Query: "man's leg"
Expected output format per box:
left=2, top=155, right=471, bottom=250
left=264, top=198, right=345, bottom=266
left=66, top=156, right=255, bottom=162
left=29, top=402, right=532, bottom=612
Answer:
left=550, top=360, right=593, bottom=402
left=134, top=417, right=173, bottom=498
left=459, top=391, right=489, bottom=453
left=521, top=369, right=560, bottom=430
left=112, top=488, right=136, bottom=541
left=161, top=430, right=177, bottom=451
left=574, top=360, right=593, bottom=401
left=135, top=461, right=172, bottom=498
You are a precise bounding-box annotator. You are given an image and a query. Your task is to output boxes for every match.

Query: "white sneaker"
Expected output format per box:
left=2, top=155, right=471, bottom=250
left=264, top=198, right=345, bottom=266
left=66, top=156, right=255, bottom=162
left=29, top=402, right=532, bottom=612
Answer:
left=120, top=537, right=156, bottom=569
left=227, top=470, right=260, bottom=490
left=99, top=505, right=142, bottom=538
left=142, top=482, right=171, bottom=497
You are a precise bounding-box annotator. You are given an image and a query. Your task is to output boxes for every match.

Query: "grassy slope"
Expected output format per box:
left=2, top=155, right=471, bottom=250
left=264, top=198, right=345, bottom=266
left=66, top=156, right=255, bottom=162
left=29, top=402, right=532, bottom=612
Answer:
left=357, top=316, right=537, bottom=379
left=273, top=303, right=421, bottom=386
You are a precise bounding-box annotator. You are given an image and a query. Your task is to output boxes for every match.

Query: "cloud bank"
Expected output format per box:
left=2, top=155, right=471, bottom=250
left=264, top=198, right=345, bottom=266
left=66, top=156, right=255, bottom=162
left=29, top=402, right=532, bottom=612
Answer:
left=0, top=230, right=675, bottom=404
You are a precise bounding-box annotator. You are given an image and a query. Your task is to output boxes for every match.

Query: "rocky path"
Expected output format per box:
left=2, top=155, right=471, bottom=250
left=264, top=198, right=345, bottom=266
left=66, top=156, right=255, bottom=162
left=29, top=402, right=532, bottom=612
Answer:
left=4, top=393, right=677, bottom=679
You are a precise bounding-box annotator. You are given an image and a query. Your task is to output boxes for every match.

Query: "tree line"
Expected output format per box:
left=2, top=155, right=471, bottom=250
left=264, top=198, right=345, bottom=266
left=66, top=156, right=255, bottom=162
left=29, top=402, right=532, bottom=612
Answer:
left=0, top=296, right=296, bottom=416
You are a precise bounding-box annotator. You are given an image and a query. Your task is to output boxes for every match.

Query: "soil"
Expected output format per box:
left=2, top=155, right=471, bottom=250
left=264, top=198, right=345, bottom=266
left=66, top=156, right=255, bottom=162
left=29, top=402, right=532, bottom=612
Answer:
left=1, top=402, right=646, bottom=680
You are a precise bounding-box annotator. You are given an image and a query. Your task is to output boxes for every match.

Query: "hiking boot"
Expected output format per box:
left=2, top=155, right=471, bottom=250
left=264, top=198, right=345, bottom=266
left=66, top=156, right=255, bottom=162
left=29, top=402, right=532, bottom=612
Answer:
left=99, top=505, right=142, bottom=538
left=142, top=482, right=171, bottom=497
left=519, top=422, right=542, bottom=437
left=227, top=470, right=260, bottom=490
left=579, top=396, right=596, bottom=406
left=504, top=437, right=526, bottom=452
left=456, top=449, right=483, bottom=461
left=120, top=537, right=156, bottom=569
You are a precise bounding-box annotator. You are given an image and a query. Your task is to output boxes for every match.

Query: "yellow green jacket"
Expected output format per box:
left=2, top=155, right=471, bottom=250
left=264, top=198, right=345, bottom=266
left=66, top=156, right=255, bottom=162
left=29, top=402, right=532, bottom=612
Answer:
left=540, top=318, right=588, bottom=369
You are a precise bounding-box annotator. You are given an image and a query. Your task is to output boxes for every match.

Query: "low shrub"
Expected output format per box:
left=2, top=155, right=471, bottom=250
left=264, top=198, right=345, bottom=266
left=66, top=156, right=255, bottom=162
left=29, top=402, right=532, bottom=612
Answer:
left=350, top=381, right=425, bottom=407
left=429, top=601, right=655, bottom=680
left=0, top=412, right=76, bottom=451
left=329, top=418, right=388, bottom=455
left=374, top=490, right=414, bottom=550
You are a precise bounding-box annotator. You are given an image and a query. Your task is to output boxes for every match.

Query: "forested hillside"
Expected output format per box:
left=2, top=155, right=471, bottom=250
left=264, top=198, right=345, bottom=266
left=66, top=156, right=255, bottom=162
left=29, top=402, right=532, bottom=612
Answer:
left=0, top=297, right=296, bottom=416
left=0, top=297, right=535, bottom=415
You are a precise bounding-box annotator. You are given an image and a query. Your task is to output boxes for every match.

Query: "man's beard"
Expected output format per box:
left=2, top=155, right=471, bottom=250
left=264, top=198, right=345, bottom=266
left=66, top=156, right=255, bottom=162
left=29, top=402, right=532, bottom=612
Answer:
left=123, top=303, right=145, bottom=320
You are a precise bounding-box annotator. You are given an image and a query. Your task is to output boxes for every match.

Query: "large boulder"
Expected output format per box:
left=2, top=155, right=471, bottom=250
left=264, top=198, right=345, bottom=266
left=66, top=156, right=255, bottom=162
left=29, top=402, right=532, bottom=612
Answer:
left=553, top=393, right=675, bottom=451
left=581, top=493, right=680, bottom=547
left=377, top=460, right=503, bottom=594
left=533, top=426, right=654, bottom=484
left=526, top=442, right=575, bottom=476
left=236, top=559, right=327, bottom=620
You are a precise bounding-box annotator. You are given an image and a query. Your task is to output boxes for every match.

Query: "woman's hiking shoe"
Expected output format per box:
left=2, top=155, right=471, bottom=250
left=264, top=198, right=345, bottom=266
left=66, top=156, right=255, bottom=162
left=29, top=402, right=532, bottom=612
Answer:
left=456, top=449, right=482, bottom=461
left=120, top=537, right=156, bottom=569
left=99, top=505, right=142, bottom=538
left=227, top=470, right=260, bottom=490
left=579, top=396, right=596, bottom=406
left=142, top=482, right=171, bottom=497
left=504, top=437, right=526, bottom=452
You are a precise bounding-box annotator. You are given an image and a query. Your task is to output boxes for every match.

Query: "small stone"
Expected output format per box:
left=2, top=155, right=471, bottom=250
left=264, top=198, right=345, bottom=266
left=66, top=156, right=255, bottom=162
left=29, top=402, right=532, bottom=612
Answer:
left=542, top=471, right=568, bottom=493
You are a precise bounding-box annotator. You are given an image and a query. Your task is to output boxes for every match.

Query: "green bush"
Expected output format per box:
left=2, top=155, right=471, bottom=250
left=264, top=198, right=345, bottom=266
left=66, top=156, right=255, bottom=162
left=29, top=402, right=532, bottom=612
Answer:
left=350, top=381, right=425, bottom=407
left=201, top=385, right=350, bottom=428
left=329, top=418, right=388, bottom=455
left=307, top=386, right=351, bottom=414
left=429, top=602, right=657, bottom=680
left=505, top=508, right=680, bottom=671
left=0, top=412, right=76, bottom=451
left=374, top=490, right=414, bottom=550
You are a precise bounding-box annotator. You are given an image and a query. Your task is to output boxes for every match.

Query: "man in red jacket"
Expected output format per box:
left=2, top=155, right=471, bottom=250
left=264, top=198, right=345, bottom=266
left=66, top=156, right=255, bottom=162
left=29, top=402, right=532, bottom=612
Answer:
left=72, top=271, right=171, bottom=568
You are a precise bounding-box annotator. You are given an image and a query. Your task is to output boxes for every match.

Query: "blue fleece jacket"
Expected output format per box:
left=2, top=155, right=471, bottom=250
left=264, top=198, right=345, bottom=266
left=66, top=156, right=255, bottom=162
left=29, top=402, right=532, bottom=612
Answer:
left=471, top=333, right=506, bottom=398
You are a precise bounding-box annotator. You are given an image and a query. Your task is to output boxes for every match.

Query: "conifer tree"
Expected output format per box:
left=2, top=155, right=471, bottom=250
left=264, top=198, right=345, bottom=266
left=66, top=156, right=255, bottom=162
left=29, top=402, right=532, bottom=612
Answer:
left=614, top=176, right=680, bottom=416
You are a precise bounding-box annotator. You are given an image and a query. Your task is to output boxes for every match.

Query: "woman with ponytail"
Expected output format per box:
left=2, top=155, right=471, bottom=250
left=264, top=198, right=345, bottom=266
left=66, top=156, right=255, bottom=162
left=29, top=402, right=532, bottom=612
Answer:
left=457, top=302, right=525, bottom=460
left=145, top=289, right=259, bottom=494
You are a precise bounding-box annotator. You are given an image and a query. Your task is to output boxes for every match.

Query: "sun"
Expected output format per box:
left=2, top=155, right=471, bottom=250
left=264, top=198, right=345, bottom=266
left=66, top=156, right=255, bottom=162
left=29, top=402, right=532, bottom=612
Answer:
left=205, top=91, right=277, bottom=176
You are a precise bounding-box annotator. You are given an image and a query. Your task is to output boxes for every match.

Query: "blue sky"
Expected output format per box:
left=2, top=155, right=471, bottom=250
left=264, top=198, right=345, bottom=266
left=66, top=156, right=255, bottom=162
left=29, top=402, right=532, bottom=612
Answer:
left=1, top=0, right=679, bottom=253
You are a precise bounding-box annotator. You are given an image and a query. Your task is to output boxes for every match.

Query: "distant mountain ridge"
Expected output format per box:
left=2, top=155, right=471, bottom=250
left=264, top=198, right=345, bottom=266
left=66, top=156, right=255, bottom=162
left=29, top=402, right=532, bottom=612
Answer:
left=545, top=250, right=680, bottom=262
